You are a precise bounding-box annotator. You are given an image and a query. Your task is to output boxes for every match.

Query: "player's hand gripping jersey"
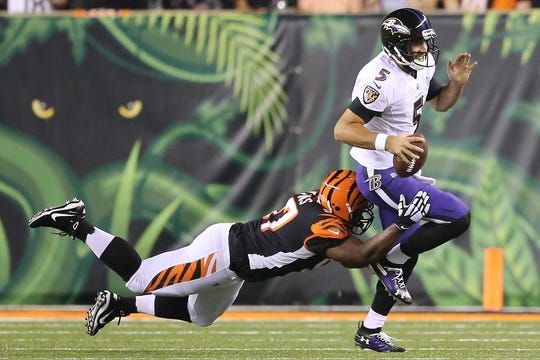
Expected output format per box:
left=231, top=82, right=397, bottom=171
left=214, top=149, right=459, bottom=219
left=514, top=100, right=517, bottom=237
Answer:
left=228, top=191, right=350, bottom=282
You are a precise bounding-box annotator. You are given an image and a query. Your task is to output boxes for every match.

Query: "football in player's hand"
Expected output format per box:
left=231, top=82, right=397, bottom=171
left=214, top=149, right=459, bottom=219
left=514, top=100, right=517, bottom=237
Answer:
left=393, top=134, right=428, bottom=178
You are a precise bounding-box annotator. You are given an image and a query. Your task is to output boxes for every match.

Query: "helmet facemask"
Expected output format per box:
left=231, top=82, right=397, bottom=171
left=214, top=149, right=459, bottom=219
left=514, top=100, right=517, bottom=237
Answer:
left=350, top=202, right=375, bottom=235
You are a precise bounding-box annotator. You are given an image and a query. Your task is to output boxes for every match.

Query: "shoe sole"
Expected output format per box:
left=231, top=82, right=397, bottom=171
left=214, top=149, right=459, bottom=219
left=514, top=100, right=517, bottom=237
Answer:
left=86, top=291, right=113, bottom=336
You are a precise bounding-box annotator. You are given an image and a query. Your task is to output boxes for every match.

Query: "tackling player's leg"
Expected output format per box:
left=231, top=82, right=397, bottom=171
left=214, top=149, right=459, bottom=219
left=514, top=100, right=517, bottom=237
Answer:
left=29, top=199, right=236, bottom=336
left=85, top=290, right=193, bottom=336
left=29, top=199, right=143, bottom=282
left=29, top=199, right=193, bottom=335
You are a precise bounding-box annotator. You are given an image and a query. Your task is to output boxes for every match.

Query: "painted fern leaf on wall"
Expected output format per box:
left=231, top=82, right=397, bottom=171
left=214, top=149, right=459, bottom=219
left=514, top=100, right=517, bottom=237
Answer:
left=99, top=13, right=287, bottom=150
left=0, top=17, right=90, bottom=65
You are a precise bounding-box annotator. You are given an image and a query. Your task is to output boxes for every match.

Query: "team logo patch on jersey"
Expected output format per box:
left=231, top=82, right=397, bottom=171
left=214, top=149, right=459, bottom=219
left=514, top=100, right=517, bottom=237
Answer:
left=366, top=174, right=382, bottom=191
left=363, top=85, right=380, bottom=104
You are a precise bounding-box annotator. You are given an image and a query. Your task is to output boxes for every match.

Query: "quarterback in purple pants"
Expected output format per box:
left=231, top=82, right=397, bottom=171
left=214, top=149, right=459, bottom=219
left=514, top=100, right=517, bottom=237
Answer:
left=334, top=7, right=475, bottom=352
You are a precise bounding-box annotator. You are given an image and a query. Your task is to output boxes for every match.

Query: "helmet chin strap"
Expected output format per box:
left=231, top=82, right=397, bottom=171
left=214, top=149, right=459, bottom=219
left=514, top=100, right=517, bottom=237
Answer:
left=384, top=45, right=430, bottom=72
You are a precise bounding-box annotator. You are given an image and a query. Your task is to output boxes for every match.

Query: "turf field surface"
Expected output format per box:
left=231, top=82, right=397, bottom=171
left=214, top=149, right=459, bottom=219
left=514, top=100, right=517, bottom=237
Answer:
left=1, top=311, right=539, bottom=359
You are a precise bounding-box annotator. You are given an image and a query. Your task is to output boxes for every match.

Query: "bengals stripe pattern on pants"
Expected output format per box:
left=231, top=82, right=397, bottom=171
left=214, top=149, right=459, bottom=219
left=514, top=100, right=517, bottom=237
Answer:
left=144, top=253, right=217, bottom=293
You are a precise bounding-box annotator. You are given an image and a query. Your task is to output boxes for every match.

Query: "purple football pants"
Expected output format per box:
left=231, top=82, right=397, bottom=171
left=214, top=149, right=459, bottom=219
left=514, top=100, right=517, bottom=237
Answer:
left=356, top=166, right=469, bottom=243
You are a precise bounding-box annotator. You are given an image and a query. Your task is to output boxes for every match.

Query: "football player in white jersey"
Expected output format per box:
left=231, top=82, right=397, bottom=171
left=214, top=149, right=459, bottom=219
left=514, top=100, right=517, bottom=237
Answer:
left=334, top=8, right=477, bottom=352
left=29, top=169, right=430, bottom=351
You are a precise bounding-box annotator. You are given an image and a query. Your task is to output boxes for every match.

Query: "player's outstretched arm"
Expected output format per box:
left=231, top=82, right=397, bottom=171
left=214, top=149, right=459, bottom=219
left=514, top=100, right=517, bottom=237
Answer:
left=325, top=191, right=430, bottom=268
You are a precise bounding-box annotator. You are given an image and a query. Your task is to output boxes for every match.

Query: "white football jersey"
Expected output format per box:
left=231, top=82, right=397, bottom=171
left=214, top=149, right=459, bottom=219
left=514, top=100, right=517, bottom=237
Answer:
left=349, top=51, right=436, bottom=169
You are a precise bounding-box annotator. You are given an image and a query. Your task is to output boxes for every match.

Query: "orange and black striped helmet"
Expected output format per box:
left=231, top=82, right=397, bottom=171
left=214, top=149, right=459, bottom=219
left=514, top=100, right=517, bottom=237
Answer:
left=319, top=169, right=374, bottom=234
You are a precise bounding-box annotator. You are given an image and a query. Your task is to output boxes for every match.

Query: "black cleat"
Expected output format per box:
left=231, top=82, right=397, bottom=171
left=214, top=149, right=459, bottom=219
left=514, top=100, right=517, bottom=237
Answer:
left=355, top=324, right=406, bottom=352
left=28, top=198, right=86, bottom=239
left=370, top=261, right=412, bottom=304
left=85, top=290, right=125, bottom=336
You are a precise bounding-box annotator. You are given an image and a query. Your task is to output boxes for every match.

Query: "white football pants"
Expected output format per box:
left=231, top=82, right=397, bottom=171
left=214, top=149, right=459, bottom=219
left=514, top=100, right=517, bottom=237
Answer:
left=125, top=223, right=244, bottom=326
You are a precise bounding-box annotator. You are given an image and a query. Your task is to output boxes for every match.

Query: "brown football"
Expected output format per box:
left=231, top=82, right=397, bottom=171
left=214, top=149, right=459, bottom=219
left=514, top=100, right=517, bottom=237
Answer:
left=393, top=134, right=428, bottom=178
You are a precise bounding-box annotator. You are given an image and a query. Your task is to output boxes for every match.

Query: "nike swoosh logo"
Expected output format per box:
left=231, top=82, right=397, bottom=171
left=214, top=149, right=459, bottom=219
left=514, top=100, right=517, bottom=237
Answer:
left=373, top=81, right=381, bottom=89
left=95, top=309, right=114, bottom=325
left=98, top=309, right=116, bottom=325
left=51, top=213, right=74, bottom=221
left=327, top=229, right=340, bottom=235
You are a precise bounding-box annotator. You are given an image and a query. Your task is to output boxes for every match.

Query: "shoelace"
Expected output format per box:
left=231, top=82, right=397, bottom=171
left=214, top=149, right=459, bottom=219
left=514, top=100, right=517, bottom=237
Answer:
left=51, top=231, right=69, bottom=237
left=390, top=268, right=407, bottom=290
left=375, top=332, right=395, bottom=344
left=50, top=221, right=80, bottom=239
left=117, top=310, right=126, bottom=326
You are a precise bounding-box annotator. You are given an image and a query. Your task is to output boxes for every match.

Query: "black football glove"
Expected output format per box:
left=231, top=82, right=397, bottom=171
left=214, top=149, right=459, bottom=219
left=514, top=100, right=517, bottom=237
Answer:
left=395, top=191, right=431, bottom=231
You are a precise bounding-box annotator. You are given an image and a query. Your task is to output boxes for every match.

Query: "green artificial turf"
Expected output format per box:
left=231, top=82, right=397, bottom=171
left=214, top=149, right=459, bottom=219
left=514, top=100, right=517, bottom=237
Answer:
left=1, top=319, right=538, bottom=359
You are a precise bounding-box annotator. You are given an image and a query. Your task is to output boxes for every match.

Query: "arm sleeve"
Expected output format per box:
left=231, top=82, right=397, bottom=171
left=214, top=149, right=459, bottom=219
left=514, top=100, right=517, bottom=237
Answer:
left=348, top=97, right=382, bottom=124
left=426, top=77, right=442, bottom=101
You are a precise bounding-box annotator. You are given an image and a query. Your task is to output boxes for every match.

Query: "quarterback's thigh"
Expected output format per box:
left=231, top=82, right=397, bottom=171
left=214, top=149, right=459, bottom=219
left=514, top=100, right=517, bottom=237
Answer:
left=384, top=179, right=469, bottom=220
left=423, top=187, right=469, bottom=221
left=357, top=167, right=468, bottom=221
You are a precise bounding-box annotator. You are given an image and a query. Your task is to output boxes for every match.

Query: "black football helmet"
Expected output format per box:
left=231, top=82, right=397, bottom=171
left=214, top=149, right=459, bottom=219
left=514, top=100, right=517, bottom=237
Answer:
left=380, top=8, right=439, bottom=71
left=319, top=169, right=374, bottom=235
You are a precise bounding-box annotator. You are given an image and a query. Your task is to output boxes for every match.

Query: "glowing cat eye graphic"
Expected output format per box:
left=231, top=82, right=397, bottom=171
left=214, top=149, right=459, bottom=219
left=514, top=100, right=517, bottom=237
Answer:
left=118, top=100, right=143, bottom=119
left=31, top=99, right=55, bottom=120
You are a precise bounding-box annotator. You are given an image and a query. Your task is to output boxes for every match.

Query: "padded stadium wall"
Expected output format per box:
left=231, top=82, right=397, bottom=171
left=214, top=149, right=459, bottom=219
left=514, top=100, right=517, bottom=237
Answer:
left=0, top=10, right=539, bottom=307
